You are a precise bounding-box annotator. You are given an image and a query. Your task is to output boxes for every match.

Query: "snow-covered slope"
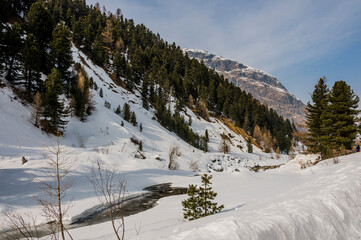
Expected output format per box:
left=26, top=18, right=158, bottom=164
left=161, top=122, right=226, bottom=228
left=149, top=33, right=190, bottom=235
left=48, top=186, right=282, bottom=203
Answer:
left=69, top=154, right=361, bottom=240
left=184, top=49, right=306, bottom=126
left=0, top=45, right=286, bottom=224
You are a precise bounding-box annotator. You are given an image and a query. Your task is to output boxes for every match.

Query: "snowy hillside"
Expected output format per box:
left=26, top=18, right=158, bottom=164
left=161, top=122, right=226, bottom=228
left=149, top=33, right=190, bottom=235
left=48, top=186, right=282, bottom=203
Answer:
left=1, top=45, right=360, bottom=240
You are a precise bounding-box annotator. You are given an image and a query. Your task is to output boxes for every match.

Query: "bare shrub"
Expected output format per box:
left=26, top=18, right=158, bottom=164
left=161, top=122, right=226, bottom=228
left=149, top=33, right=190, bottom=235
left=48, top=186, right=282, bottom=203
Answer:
left=130, top=137, right=140, bottom=145
left=288, top=151, right=296, bottom=160
left=299, top=159, right=312, bottom=169
left=168, top=145, right=181, bottom=170
left=189, top=160, right=199, bottom=172
left=89, top=163, right=127, bottom=240
left=1, top=211, right=40, bottom=240
left=102, top=145, right=110, bottom=154
left=219, top=138, right=230, bottom=154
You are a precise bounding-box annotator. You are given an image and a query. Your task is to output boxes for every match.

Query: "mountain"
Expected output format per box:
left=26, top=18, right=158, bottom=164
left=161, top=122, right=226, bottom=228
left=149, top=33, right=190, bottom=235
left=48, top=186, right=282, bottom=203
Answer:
left=184, top=49, right=306, bottom=125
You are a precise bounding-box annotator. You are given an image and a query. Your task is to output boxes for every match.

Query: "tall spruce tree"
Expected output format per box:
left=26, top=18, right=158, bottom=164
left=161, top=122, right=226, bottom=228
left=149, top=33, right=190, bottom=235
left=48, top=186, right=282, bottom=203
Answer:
left=305, top=78, right=329, bottom=159
left=3, top=23, right=23, bottom=82
left=321, top=81, right=359, bottom=152
left=50, top=22, right=73, bottom=95
left=27, top=1, right=53, bottom=72
left=43, top=68, right=69, bottom=134
left=21, top=34, right=42, bottom=92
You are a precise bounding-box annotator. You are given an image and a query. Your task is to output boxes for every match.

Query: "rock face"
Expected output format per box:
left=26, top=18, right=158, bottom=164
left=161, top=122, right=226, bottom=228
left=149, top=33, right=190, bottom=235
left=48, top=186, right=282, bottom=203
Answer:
left=184, top=49, right=306, bottom=125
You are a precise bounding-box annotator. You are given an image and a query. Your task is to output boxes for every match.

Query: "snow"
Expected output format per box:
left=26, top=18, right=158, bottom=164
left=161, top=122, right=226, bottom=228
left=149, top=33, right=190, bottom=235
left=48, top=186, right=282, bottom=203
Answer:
left=1, top=45, right=361, bottom=239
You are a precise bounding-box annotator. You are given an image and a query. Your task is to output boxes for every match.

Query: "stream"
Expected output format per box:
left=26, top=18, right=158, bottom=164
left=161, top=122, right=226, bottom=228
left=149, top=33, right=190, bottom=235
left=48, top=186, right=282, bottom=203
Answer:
left=0, top=183, right=187, bottom=239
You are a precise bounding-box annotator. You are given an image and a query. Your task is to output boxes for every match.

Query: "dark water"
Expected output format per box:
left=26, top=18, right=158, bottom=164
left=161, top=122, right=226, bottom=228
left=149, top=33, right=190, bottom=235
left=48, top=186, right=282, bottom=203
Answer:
left=0, top=183, right=187, bottom=239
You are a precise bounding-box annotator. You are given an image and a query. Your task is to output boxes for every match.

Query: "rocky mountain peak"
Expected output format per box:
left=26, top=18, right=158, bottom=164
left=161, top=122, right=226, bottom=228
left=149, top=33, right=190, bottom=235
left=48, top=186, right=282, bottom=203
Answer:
left=184, top=48, right=306, bottom=126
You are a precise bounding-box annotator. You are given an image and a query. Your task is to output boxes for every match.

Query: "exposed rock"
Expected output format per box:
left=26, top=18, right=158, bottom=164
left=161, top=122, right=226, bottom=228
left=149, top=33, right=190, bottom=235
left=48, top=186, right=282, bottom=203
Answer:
left=184, top=49, right=306, bottom=125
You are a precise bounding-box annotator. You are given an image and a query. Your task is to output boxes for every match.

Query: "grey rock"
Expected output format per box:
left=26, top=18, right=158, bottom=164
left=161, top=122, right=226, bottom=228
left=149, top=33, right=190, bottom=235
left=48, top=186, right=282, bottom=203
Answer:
left=184, top=49, right=306, bottom=126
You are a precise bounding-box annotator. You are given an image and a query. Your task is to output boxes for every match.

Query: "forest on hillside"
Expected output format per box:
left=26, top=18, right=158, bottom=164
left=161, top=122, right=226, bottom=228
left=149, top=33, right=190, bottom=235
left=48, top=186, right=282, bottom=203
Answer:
left=0, top=0, right=295, bottom=152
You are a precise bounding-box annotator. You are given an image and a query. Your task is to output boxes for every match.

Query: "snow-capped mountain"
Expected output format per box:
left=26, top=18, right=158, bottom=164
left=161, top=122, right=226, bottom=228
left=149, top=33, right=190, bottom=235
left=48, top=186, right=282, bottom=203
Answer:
left=184, top=49, right=306, bottom=125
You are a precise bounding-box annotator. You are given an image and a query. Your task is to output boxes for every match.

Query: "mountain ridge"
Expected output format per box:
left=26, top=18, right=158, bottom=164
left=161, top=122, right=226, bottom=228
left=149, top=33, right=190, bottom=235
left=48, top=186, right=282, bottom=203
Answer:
left=184, top=48, right=306, bottom=125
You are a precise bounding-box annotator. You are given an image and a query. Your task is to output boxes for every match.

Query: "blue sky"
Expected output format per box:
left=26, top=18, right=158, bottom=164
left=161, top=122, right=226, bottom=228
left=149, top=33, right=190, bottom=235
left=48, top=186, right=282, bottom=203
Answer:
left=88, top=0, right=361, bottom=104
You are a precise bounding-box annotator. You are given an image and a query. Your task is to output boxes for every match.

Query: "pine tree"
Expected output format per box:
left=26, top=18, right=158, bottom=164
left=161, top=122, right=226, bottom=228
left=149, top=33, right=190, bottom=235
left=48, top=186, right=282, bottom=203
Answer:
left=131, top=111, right=137, bottom=126
left=321, top=81, right=359, bottom=152
left=306, top=78, right=329, bottom=158
left=50, top=22, right=73, bottom=95
left=3, top=23, right=23, bottom=82
left=42, top=68, right=69, bottom=134
left=182, top=174, right=224, bottom=221
left=21, top=34, right=42, bottom=92
left=99, top=88, right=103, bottom=98
left=113, top=51, right=126, bottom=77
left=182, top=184, right=201, bottom=221
left=123, top=102, right=131, bottom=122
left=247, top=137, right=253, bottom=153
left=205, top=129, right=209, bottom=142
left=27, top=1, right=53, bottom=72
left=115, top=105, right=121, bottom=115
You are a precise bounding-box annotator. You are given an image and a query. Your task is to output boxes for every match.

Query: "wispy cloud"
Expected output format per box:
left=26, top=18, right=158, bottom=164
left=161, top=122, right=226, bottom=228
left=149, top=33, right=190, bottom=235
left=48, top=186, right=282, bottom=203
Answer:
left=91, top=0, right=361, bottom=73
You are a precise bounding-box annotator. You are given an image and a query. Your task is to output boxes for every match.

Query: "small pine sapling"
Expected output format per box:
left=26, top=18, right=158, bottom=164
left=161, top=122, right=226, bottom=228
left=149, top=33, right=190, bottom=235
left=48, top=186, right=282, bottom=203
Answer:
left=182, top=174, right=224, bottom=221
left=99, top=88, right=103, bottom=98
left=182, top=184, right=201, bottom=221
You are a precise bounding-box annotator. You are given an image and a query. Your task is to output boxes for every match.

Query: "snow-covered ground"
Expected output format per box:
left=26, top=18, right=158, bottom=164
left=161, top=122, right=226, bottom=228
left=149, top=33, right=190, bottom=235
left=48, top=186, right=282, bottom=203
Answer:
left=1, top=46, right=360, bottom=239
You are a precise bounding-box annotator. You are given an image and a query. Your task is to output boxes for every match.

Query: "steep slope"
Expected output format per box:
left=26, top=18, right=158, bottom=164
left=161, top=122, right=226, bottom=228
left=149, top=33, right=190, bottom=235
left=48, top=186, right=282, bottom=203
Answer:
left=184, top=49, right=306, bottom=125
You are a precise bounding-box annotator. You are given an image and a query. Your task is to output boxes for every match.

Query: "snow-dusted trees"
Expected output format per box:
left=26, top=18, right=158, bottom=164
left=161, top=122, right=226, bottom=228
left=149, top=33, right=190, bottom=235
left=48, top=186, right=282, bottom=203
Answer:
left=182, top=174, right=224, bottom=221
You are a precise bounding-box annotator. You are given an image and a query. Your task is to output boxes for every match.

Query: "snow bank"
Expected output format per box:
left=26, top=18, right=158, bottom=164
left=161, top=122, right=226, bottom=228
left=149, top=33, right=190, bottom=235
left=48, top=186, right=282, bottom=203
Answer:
left=143, top=155, right=361, bottom=240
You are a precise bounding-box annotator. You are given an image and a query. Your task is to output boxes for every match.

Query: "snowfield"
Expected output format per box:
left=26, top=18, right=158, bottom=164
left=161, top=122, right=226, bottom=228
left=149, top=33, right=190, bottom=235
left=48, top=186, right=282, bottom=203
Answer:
left=1, top=46, right=361, bottom=239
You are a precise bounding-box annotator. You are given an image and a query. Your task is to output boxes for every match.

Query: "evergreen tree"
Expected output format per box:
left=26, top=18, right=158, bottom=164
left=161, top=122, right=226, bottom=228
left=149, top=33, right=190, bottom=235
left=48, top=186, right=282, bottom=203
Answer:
left=99, top=88, right=103, bottom=97
left=205, top=129, right=209, bottom=142
left=182, top=174, right=224, bottom=221
left=50, top=22, right=73, bottom=95
left=123, top=102, right=131, bottom=122
left=3, top=23, right=23, bottom=82
left=182, top=184, right=201, bottom=221
left=305, top=78, right=329, bottom=158
left=27, top=1, right=53, bottom=72
left=131, top=111, right=137, bottom=126
left=247, top=137, right=253, bottom=153
left=321, top=81, right=359, bottom=152
left=115, top=105, right=121, bottom=115
left=42, top=68, right=68, bottom=134
left=21, top=34, right=42, bottom=92
left=113, top=51, right=126, bottom=77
